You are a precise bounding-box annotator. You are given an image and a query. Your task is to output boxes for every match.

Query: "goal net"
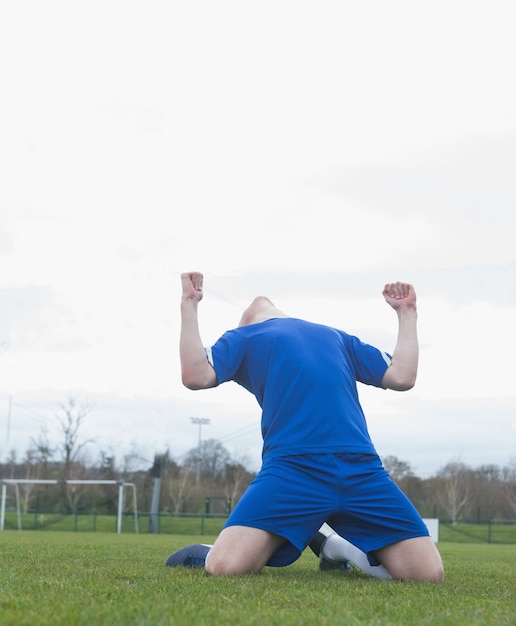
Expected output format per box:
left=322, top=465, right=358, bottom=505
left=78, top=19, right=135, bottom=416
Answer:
left=0, top=479, right=139, bottom=533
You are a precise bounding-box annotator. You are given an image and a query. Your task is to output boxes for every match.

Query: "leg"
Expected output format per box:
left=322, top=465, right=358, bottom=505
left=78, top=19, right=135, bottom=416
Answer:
left=375, top=537, right=444, bottom=583
left=317, top=454, right=444, bottom=583
left=311, top=523, right=392, bottom=579
left=206, top=525, right=286, bottom=576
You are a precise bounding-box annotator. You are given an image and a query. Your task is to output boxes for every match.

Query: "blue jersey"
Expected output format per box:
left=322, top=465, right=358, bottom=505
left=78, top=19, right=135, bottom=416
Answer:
left=208, top=318, right=391, bottom=461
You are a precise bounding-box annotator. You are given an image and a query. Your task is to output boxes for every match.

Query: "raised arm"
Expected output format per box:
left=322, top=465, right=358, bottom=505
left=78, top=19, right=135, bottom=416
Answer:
left=380, top=282, right=418, bottom=391
left=180, top=272, right=218, bottom=390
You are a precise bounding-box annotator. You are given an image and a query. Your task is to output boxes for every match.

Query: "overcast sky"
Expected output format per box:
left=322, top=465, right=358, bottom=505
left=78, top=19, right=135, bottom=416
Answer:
left=0, top=1, right=514, bottom=476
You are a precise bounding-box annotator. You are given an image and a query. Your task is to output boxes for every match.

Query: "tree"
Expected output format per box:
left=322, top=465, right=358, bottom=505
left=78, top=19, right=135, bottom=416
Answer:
left=382, top=455, right=414, bottom=482
left=472, top=465, right=503, bottom=520
left=149, top=451, right=169, bottom=533
left=184, top=438, right=231, bottom=486
left=200, top=439, right=231, bottom=481
left=95, top=450, right=119, bottom=514
left=98, top=450, right=117, bottom=480
left=29, top=428, right=56, bottom=476
left=435, top=460, right=473, bottom=523
left=502, top=458, right=516, bottom=518
left=381, top=455, right=427, bottom=511
left=222, top=455, right=255, bottom=511
left=56, top=398, right=94, bottom=472
left=164, top=464, right=195, bottom=514
left=19, top=448, right=38, bottom=513
left=55, top=397, right=95, bottom=510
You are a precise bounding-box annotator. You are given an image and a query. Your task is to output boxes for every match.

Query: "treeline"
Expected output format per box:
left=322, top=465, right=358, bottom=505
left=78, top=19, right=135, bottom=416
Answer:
left=0, top=398, right=255, bottom=517
left=382, top=455, right=516, bottom=522
left=4, top=449, right=516, bottom=523
left=0, top=442, right=256, bottom=518
left=1, top=398, right=515, bottom=522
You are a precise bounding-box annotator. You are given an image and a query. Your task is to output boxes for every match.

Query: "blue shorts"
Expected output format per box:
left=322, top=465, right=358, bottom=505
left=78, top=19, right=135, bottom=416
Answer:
left=224, top=453, right=429, bottom=567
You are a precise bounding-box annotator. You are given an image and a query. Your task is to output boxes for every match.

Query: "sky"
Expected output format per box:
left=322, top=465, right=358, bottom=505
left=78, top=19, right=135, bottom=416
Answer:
left=0, top=1, right=515, bottom=477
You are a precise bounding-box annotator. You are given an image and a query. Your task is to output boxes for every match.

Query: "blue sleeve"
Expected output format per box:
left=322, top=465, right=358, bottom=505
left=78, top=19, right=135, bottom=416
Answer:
left=345, top=333, right=391, bottom=387
left=208, top=329, right=247, bottom=386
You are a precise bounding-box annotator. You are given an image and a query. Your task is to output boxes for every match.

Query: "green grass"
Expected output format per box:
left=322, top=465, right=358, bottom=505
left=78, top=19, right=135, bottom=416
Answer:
left=2, top=510, right=228, bottom=536
left=439, top=521, right=516, bottom=544
left=0, top=532, right=514, bottom=625
left=6, top=511, right=516, bottom=545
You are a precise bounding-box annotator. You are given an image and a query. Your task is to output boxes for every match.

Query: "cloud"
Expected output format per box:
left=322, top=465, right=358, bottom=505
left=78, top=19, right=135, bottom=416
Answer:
left=365, top=394, right=516, bottom=477
left=0, top=1, right=515, bottom=477
left=302, top=132, right=516, bottom=271
left=204, top=262, right=516, bottom=309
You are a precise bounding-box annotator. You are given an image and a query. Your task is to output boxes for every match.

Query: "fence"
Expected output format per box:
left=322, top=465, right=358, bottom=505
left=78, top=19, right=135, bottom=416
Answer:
left=2, top=510, right=516, bottom=543
left=0, top=510, right=227, bottom=536
left=439, top=519, right=516, bottom=544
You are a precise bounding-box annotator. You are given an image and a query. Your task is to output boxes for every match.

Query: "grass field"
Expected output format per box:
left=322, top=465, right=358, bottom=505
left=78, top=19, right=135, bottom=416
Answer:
left=0, top=532, right=514, bottom=626
left=4, top=511, right=516, bottom=545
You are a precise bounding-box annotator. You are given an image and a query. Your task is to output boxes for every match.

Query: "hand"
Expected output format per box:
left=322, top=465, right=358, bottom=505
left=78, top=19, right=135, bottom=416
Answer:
left=181, top=271, right=204, bottom=303
left=382, top=282, right=417, bottom=311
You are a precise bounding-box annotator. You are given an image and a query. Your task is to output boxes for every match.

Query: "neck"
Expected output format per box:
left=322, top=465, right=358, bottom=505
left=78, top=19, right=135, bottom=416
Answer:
left=251, top=308, right=289, bottom=324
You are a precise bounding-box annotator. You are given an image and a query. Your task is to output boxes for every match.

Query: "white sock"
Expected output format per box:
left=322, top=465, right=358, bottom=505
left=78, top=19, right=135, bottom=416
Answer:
left=321, top=530, right=392, bottom=580
left=203, top=545, right=213, bottom=567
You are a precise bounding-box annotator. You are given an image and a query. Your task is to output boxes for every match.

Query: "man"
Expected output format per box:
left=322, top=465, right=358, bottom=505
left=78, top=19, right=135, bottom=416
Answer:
left=166, top=271, right=444, bottom=583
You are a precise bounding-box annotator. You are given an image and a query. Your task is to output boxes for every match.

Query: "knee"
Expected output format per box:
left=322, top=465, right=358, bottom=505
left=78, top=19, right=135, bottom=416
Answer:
left=205, top=554, right=233, bottom=577
left=205, top=560, right=226, bottom=577
left=391, top=561, right=444, bottom=584
left=205, top=551, right=258, bottom=577
left=205, top=550, right=227, bottom=576
left=421, top=549, right=445, bottom=584
left=425, top=562, right=445, bottom=584
left=405, top=558, right=444, bottom=584
left=379, top=538, right=445, bottom=583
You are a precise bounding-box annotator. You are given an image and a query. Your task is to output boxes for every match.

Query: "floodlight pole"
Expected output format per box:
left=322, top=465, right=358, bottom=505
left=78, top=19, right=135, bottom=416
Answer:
left=191, top=417, right=210, bottom=487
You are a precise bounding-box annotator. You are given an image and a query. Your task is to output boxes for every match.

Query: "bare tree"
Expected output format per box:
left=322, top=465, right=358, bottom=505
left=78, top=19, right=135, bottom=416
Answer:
left=381, top=455, right=428, bottom=509
left=19, top=448, right=38, bottom=513
left=222, top=454, right=255, bottom=510
left=165, top=464, right=195, bottom=514
left=472, top=464, right=503, bottom=520
left=12, top=429, right=57, bottom=513
left=55, top=397, right=95, bottom=510
left=29, top=428, right=56, bottom=477
left=121, top=443, right=149, bottom=480
left=436, top=460, right=473, bottom=523
left=56, top=398, right=94, bottom=471
left=184, top=438, right=231, bottom=486
left=382, top=455, right=414, bottom=482
left=502, top=458, right=516, bottom=517
left=201, top=439, right=231, bottom=481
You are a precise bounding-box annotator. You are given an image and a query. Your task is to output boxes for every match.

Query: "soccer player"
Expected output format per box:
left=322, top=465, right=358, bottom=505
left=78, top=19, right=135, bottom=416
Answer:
left=166, top=272, right=444, bottom=583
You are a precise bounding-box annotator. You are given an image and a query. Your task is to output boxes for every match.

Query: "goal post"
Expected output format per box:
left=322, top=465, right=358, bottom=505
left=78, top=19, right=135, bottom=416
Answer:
left=0, top=479, right=139, bottom=533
